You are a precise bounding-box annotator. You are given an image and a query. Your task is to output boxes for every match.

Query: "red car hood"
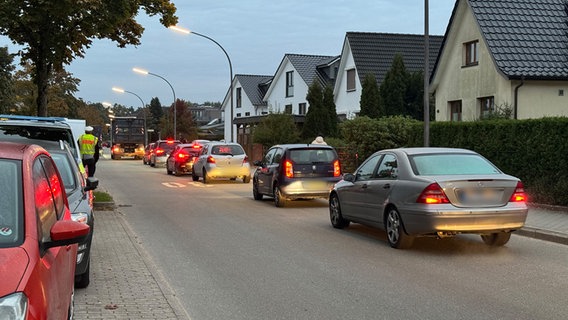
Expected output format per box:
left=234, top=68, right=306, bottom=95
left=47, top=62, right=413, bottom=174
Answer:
left=0, top=247, right=29, bottom=296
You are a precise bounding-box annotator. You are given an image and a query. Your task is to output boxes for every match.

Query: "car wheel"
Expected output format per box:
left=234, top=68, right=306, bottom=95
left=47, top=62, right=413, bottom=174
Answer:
left=274, top=185, right=285, bottom=207
left=74, top=262, right=90, bottom=288
left=329, top=193, right=350, bottom=229
left=203, top=169, right=209, bottom=184
left=385, top=207, right=414, bottom=249
left=192, top=168, right=199, bottom=181
left=253, top=181, right=263, bottom=200
left=167, top=166, right=173, bottom=175
left=481, top=232, right=511, bottom=246
left=243, top=175, right=251, bottom=183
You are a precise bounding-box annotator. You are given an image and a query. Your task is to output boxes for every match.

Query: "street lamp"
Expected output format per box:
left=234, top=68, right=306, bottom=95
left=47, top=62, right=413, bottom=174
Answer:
left=112, top=87, right=148, bottom=146
left=132, top=67, right=177, bottom=139
left=169, top=25, right=234, bottom=142
left=102, top=102, right=114, bottom=144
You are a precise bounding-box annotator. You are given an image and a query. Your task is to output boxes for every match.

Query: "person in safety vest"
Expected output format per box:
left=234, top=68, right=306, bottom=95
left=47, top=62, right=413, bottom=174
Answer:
left=78, top=126, right=99, bottom=177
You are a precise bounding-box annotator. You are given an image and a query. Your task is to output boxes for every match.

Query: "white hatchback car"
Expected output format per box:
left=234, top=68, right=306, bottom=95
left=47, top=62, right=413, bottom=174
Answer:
left=192, top=141, right=251, bottom=183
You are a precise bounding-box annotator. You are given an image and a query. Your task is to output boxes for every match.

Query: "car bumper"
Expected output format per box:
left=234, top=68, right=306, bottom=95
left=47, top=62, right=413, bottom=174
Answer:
left=401, top=204, right=528, bottom=235
left=280, top=179, right=339, bottom=200
left=154, top=156, right=168, bottom=167
left=176, top=162, right=193, bottom=173
left=75, top=228, right=93, bottom=275
left=206, top=166, right=250, bottom=179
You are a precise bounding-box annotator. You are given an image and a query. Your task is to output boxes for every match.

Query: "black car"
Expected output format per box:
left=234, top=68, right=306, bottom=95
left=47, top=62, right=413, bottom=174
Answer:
left=253, top=144, right=342, bottom=207
left=166, top=143, right=203, bottom=176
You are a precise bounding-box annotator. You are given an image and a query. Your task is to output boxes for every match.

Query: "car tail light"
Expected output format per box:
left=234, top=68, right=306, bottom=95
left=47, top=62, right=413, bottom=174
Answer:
left=284, top=160, right=294, bottom=178
left=207, top=155, right=216, bottom=164
left=192, top=144, right=202, bottom=149
left=509, top=181, right=527, bottom=202
left=417, top=183, right=450, bottom=204
left=333, top=160, right=341, bottom=177
left=177, top=152, right=189, bottom=160
left=243, top=156, right=249, bottom=164
left=112, top=146, right=119, bottom=153
left=155, top=148, right=165, bottom=156
left=166, top=138, right=174, bottom=144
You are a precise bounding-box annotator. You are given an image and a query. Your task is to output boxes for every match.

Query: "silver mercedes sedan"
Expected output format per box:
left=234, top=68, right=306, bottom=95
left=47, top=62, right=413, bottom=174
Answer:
left=329, top=147, right=528, bottom=249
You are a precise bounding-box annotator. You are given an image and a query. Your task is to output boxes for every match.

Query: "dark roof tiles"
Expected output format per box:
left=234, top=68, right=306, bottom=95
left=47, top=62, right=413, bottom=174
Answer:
left=235, top=74, right=273, bottom=107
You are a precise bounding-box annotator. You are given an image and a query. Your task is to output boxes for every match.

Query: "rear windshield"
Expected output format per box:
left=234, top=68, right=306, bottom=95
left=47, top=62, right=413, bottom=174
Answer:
left=182, top=147, right=201, bottom=156
left=0, top=159, right=23, bottom=247
left=289, top=149, right=336, bottom=164
left=410, top=153, right=501, bottom=175
left=157, top=141, right=179, bottom=152
left=0, top=125, right=76, bottom=157
left=211, top=145, right=244, bottom=156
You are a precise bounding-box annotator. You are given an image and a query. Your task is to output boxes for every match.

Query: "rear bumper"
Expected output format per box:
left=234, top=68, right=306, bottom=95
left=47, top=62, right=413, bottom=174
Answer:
left=280, top=178, right=339, bottom=200
left=206, top=166, right=251, bottom=178
left=401, top=204, right=528, bottom=235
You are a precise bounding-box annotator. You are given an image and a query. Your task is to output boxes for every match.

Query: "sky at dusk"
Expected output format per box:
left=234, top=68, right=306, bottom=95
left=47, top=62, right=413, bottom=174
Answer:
left=0, top=0, right=457, bottom=109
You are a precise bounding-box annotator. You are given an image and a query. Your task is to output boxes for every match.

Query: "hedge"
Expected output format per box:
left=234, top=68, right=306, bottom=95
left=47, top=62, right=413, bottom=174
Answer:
left=340, top=117, right=568, bottom=206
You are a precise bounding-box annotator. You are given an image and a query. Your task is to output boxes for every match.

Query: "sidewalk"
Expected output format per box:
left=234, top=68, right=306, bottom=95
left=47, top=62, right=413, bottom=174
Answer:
left=74, top=201, right=567, bottom=319
left=74, top=208, right=190, bottom=320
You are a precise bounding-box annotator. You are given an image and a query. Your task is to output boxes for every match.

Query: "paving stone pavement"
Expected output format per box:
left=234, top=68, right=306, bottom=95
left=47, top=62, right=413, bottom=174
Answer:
left=74, top=209, right=190, bottom=320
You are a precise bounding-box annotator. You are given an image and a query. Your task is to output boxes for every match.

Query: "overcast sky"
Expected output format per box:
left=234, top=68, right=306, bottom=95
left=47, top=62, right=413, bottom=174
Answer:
left=0, top=0, right=456, bottom=108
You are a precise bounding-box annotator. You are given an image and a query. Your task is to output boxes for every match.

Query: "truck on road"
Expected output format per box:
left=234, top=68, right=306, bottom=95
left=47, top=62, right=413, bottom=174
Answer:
left=111, top=117, right=145, bottom=160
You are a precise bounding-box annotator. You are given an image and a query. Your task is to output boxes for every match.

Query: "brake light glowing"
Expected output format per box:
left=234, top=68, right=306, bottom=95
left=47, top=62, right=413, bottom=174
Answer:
left=333, top=160, right=341, bottom=177
left=166, top=139, right=174, bottom=144
left=176, top=152, right=189, bottom=160
left=243, top=156, right=249, bottom=164
left=417, top=183, right=450, bottom=204
left=207, top=156, right=216, bottom=164
left=284, top=160, right=294, bottom=178
left=155, top=148, right=165, bottom=156
left=509, top=181, right=527, bottom=202
left=192, top=144, right=202, bottom=149
left=112, top=146, right=119, bottom=153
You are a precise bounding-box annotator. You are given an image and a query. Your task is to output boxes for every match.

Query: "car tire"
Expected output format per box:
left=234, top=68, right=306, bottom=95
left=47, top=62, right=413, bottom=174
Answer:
left=75, top=263, right=90, bottom=289
left=253, top=181, right=263, bottom=200
left=481, top=232, right=511, bottom=246
left=329, top=193, right=350, bottom=229
left=274, top=185, right=285, bottom=207
left=385, top=207, right=414, bottom=249
left=167, top=167, right=173, bottom=175
left=243, top=175, right=251, bottom=183
left=203, top=169, right=209, bottom=184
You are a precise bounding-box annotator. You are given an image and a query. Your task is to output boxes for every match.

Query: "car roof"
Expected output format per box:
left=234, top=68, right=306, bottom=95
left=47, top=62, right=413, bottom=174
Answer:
left=383, top=147, right=478, bottom=156
left=0, top=116, right=74, bottom=130
left=0, top=141, right=46, bottom=161
left=271, top=143, right=335, bottom=150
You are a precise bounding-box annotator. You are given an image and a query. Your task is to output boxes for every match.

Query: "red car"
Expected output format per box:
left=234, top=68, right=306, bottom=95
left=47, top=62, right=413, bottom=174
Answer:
left=0, top=142, right=90, bottom=319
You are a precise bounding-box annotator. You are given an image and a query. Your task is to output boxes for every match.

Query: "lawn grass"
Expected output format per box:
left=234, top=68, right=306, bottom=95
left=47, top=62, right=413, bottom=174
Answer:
left=93, top=191, right=113, bottom=202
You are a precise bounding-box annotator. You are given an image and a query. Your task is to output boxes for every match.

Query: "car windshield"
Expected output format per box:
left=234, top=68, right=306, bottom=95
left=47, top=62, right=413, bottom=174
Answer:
left=211, top=145, right=244, bottom=156
left=410, top=153, right=501, bottom=175
left=289, top=149, right=336, bottom=164
left=0, top=125, right=77, bottom=158
left=0, top=159, right=23, bottom=247
left=50, top=153, right=77, bottom=192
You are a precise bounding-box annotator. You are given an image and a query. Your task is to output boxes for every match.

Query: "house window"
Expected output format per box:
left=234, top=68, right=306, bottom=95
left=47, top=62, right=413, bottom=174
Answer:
left=450, top=101, right=462, bottom=121
left=236, top=88, right=242, bottom=108
left=284, top=104, right=293, bottom=114
left=479, top=96, right=494, bottom=118
left=236, top=113, right=241, bottom=117
left=286, top=71, right=294, bottom=97
left=245, top=112, right=250, bottom=116
left=464, top=40, right=479, bottom=66
left=346, top=68, right=356, bottom=91
left=298, top=103, right=307, bottom=115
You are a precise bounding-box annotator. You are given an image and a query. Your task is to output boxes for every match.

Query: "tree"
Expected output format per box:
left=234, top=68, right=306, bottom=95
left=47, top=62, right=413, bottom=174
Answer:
left=253, top=113, right=300, bottom=147
left=380, top=54, right=408, bottom=116
left=172, top=99, right=197, bottom=142
left=322, top=84, right=339, bottom=137
left=0, top=1, right=177, bottom=116
left=302, top=81, right=326, bottom=139
left=405, top=70, right=424, bottom=120
left=0, top=46, right=15, bottom=114
left=149, top=97, right=164, bottom=131
left=359, top=73, right=381, bottom=119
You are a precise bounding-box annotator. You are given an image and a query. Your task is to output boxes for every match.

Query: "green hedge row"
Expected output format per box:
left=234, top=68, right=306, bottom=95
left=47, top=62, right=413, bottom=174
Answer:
left=340, top=116, right=568, bottom=206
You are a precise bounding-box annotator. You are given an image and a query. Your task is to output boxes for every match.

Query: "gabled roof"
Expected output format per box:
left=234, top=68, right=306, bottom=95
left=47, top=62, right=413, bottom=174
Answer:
left=467, top=0, right=568, bottom=80
left=346, top=32, right=444, bottom=84
left=286, top=54, right=339, bottom=87
left=235, top=74, right=273, bottom=107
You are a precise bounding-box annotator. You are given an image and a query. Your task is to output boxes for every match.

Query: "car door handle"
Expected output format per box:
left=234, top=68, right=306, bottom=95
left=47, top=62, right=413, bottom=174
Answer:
left=383, top=184, right=391, bottom=189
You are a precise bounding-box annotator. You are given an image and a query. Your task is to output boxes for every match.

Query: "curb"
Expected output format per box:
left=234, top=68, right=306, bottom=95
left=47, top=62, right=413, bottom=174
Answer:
left=516, top=227, right=568, bottom=246
left=93, top=201, right=115, bottom=210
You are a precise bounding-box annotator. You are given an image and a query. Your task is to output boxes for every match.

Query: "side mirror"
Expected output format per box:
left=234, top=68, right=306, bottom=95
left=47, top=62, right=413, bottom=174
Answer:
left=84, top=176, right=99, bottom=192
left=45, top=220, right=90, bottom=249
left=343, top=173, right=356, bottom=183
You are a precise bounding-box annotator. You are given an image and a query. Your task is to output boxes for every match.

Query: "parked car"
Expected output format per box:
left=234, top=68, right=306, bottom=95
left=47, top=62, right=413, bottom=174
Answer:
left=143, top=142, right=155, bottom=165
left=166, top=143, right=203, bottom=176
left=0, top=141, right=90, bottom=319
left=253, top=144, right=342, bottom=207
left=192, top=141, right=251, bottom=183
left=39, top=140, right=98, bottom=288
left=329, top=147, right=528, bottom=249
left=150, top=139, right=180, bottom=167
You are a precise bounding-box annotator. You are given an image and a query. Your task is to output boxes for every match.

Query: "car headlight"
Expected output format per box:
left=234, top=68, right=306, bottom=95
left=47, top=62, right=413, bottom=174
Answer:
left=0, top=292, right=28, bottom=320
left=72, top=212, right=89, bottom=224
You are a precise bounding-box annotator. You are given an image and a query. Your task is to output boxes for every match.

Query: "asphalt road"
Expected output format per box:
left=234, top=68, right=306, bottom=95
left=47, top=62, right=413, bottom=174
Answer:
left=95, top=159, right=568, bottom=320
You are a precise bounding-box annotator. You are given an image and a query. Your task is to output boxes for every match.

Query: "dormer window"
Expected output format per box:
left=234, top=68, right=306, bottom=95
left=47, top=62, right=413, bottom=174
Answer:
left=464, top=40, right=479, bottom=66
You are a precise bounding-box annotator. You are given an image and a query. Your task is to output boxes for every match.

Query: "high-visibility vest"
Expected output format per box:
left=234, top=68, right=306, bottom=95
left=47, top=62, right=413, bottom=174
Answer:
left=79, top=133, right=98, bottom=157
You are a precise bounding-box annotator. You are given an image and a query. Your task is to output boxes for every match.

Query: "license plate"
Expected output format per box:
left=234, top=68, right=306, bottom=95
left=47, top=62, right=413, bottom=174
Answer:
left=458, top=188, right=504, bottom=204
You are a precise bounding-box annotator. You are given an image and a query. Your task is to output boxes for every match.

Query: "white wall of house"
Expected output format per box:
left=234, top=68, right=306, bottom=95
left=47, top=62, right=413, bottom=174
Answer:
left=264, top=59, right=309, bottom=115
left=333, top=41, right=361, bottom=119
left=517, top=81, right=568, bottom=118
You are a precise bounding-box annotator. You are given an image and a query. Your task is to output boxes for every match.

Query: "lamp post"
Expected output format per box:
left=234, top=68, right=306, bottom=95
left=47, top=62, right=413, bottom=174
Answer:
left=102, top=102, right=114, bottom=144
left=132, top=67, right=177, bottom=139
left=169, top=25, right=234, bottom=142
left=112, top=87, right=148, bottom=146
